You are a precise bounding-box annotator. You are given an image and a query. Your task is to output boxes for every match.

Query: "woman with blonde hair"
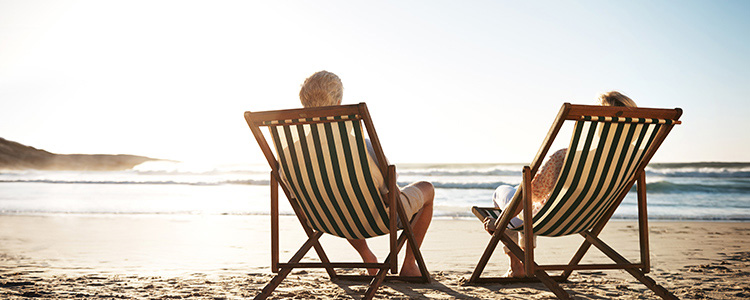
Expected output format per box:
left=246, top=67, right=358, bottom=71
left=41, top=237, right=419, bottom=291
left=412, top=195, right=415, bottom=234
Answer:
left=598, top=91, right=637, bottom=107
left=485, top=91, right=637, bottom=277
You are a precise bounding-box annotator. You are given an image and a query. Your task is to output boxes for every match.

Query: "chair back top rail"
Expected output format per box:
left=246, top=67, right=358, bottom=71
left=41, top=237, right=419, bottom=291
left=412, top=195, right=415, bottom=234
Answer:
left=245, top=104, right=364, bottom=127
left=564, top=103, right=682, bottom=121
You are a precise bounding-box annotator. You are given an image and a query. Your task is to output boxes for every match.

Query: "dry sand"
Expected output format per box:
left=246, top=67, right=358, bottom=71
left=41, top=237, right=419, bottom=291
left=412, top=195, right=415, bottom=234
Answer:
left=1, top=214, right=749, bottom=299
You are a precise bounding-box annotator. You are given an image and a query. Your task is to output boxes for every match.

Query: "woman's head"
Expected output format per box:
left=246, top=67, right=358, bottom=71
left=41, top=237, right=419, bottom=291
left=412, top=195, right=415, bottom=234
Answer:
left=598, top=91, right=637, bottom=108
left=299, top=71, right=343, bottom=108
left=595, top=91, right=639, bottom=141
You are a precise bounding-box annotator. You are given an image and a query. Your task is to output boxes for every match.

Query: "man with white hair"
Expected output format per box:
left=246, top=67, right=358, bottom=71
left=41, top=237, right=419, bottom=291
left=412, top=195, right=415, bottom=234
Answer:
left=298, top=70, right=435, bottom=276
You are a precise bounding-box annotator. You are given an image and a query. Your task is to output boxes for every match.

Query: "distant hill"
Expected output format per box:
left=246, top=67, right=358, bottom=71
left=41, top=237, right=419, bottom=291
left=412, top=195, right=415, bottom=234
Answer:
left=0, top=137, right=159, bottom=171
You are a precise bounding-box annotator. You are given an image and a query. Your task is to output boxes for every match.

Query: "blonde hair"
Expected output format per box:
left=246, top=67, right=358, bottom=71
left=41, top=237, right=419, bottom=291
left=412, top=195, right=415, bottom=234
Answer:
left=299, top=71, right=343, bottom=108
left=598, top=91, right=637, bottom=108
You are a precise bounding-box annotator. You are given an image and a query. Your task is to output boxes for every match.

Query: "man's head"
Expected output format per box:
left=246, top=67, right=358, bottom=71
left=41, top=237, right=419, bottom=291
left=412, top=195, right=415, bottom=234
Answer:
left=598, top=91, right=637, bottom=108
left=299, top=71, right=343, bottom=108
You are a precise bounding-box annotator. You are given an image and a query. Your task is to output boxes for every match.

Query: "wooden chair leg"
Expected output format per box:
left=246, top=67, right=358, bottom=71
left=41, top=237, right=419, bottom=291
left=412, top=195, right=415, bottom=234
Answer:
left=270, top=172, right=279, bottom=273
left=502, top=233, right=572, bottom=300
left=637, top=172, right=651, bottom=273
left=309, top=235, right=337, bottom=279
left=469, top=202, right=521, bottom=283
left=522, top=167, right=535, bottom=277
left=334, top=216, right=429, bottom=300
left=561, top=239, right=592, bottom=279
left=363, top=264, right=390, bottom=300
left=387, top=165, right=399, bottom=275
left=582, top=232, right=677, bottom=300
left=287, top=198, right=337, bottom=280
left=361, top=224, right=430, bottom=296
left=254, top=232, right=320, bottom=299
left=469, top=229, right=503, bottom=283
left=534, top=270, right=571, bottom=300
left=254, top=267, right=293, bottom=300
left=342, top=224, right=424, bottom=299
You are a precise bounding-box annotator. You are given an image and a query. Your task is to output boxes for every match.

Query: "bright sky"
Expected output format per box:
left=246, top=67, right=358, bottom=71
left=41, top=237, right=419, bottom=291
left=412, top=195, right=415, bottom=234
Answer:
left=1, top=0, right=749, bottom=164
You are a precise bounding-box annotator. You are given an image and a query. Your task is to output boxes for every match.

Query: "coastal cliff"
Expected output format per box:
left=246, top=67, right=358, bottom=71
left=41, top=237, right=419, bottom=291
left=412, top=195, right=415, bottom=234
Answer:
left=0, top=137, right=158, bottom=171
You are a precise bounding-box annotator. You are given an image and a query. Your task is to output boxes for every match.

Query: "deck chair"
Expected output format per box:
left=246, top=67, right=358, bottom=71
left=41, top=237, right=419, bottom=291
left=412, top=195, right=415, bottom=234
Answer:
left=244, top=103, right=429, bottom=300
left=469, top=103, right=682, bottom=299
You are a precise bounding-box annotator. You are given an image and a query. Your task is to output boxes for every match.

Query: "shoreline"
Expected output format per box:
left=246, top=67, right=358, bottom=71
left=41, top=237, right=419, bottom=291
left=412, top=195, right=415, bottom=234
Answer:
left=2, top=214, right=749, bottom=298
left=2, top=211, right=749, bottom=223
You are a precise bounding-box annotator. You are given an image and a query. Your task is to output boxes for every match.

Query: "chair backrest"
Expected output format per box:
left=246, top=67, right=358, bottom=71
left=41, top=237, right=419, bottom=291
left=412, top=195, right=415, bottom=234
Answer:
left=245, top=104, right=391, bottom=239
left=519, top=104, right=681, bottom=237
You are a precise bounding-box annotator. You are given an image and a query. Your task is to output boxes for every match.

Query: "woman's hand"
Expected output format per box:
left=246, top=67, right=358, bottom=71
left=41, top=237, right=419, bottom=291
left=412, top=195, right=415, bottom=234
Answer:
left=483, top=217, right=497, bottom=234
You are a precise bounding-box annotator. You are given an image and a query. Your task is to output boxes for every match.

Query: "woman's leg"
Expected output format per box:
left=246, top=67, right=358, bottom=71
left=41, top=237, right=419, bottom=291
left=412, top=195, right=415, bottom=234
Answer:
left=503, top=230, right=526, bottom=277
left=492, top=185, right=527, bottom=277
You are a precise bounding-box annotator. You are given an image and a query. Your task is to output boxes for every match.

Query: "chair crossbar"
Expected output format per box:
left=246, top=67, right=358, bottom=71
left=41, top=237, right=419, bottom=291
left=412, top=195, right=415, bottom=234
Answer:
left=279, top=262, right=389, bottom=269
left=536, top=263, right=646, bottom=271
left=336, top=274, right=430, bottom=283
left=469, top=276, right=568, bottom=284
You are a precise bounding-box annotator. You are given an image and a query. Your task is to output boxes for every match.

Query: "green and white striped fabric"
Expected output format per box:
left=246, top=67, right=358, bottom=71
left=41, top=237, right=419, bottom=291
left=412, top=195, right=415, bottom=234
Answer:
left=519, top=117, right=666, bottom=237
left=268, top=116, right=391, bottom=240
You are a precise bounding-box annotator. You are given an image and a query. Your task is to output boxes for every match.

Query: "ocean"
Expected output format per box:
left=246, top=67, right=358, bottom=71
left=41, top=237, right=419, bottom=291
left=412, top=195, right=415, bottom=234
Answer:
left=1, top=161, right=749, bottom=221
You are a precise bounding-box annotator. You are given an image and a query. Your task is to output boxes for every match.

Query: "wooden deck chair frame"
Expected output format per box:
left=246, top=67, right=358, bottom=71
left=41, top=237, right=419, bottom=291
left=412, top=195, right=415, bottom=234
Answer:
left=468, top=103, right=682, bottom=300
left=245, top=103, right=429, bottom=300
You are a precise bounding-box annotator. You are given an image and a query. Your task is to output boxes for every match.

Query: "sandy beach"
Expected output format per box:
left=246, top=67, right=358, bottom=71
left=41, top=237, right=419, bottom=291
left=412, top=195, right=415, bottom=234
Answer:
left=0, top=215, right=748, bottom=299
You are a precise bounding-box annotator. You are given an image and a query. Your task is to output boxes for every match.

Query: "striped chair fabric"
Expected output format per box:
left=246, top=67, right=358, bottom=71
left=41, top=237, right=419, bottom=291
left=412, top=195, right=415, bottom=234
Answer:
left=477, top=116, right=669, bottom=237
left=267, top=115, right=391, bottom=240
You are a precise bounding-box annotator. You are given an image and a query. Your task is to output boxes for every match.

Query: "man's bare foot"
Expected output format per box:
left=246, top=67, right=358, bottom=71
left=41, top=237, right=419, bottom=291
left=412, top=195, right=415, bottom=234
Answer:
left=399, top=261, right=422, bottom=277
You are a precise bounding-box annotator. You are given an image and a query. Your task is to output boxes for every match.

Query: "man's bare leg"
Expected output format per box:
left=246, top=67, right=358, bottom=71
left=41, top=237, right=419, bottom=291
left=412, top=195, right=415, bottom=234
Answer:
left=347, top=239, right=378, bottom=276
left=400, top=181, right=434, bottom=277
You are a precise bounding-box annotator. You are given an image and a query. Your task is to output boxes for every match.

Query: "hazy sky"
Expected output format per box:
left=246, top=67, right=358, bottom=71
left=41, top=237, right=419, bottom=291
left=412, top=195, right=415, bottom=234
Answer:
left=1, top=0, right=749, bottom=164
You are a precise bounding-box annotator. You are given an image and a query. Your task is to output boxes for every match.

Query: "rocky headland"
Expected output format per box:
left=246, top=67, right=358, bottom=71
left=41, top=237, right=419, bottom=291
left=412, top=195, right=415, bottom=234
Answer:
left=0, top=137, right=158, bottom=171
